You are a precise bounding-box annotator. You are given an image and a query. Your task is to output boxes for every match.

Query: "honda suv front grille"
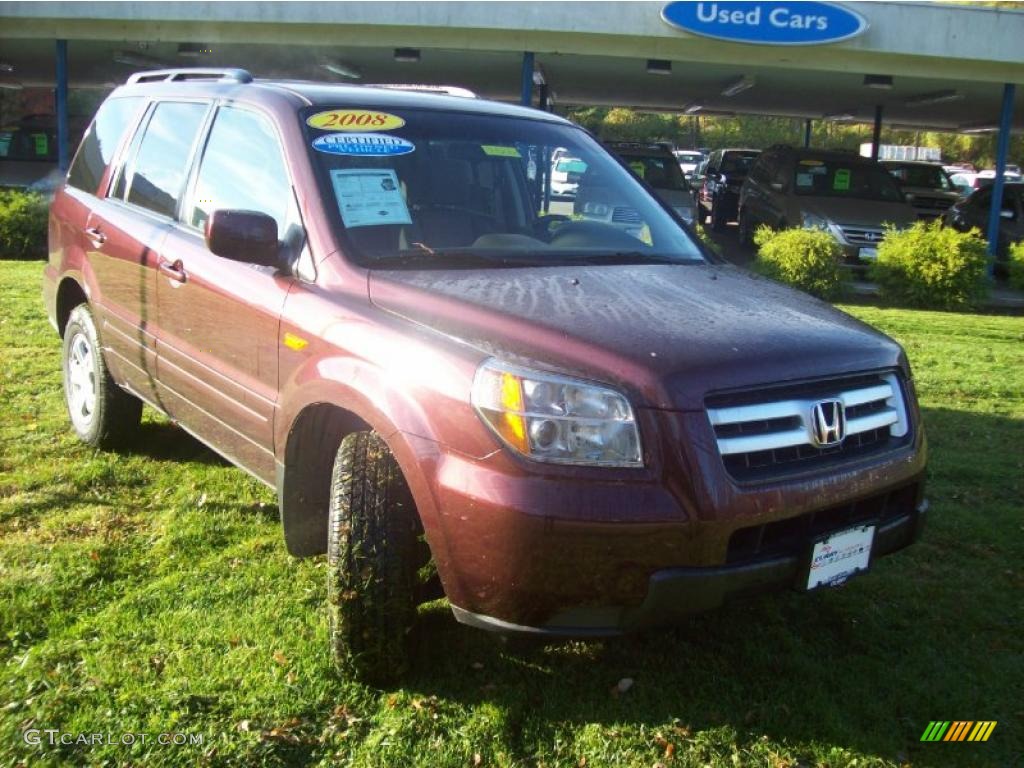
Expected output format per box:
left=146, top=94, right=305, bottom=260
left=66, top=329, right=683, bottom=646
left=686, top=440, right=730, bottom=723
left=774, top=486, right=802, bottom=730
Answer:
left=706, top=372, right=911, bottom=483
left=838, top=226, right=885, bottom=247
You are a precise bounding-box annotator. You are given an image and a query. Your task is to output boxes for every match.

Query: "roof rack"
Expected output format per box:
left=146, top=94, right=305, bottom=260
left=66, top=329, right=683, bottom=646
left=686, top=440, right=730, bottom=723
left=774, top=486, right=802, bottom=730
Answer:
left=126, top=68, right=254, bottom=85
left=367, top=83, right=477, bottom=99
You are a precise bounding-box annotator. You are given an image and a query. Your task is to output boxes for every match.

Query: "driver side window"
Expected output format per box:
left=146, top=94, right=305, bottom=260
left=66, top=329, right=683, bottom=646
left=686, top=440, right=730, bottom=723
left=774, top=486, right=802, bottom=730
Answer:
left=187, top=106, right=295, bottom=239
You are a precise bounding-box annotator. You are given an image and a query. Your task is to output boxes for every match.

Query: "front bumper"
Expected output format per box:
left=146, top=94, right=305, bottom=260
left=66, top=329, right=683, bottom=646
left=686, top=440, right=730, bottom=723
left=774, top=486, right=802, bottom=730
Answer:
left=452, top=499, right=927, bottom=636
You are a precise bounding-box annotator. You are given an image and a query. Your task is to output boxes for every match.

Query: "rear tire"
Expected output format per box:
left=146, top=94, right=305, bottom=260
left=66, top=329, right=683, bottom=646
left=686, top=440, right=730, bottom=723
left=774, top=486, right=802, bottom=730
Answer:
left=327, top=431, right=419, bottom=684
left=62, top=303, right=142, bottom=449
left=737, top=209, right=753, bottom=246
left=710, top=197, right=726, bottom=231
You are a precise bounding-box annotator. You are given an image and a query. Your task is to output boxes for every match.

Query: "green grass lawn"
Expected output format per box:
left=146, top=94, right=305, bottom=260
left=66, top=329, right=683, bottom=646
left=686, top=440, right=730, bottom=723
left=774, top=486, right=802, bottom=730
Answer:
left=1, top=259, right=1021, bottom=767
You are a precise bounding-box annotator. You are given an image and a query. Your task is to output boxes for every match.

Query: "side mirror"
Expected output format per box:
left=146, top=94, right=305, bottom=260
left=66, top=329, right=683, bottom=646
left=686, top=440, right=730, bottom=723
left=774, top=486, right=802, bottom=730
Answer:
left=770, top=182, right=784, bottom=192
left=205, top=209, right=279, bottom=268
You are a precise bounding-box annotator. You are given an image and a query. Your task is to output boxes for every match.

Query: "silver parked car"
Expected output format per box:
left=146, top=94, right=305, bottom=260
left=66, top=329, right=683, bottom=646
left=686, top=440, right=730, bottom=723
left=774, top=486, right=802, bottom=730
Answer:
left=882, top=160, right=961, bottom=219
left=604, top=141, right=698, bottom=226
left=739, top=146, right=916, bottom=268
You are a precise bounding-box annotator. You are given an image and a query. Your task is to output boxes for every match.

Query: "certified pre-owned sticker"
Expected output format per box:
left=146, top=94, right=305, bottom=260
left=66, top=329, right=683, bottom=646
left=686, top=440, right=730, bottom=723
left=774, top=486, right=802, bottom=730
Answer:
left=306, top=109, right=405, bottom=131
left=312, top=133, right=415, bottom=157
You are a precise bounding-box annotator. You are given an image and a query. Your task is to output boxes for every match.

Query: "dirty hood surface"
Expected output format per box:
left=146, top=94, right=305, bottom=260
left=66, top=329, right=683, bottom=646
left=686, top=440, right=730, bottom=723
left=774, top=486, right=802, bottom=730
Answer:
left=369, top=263, right=903, bottom=410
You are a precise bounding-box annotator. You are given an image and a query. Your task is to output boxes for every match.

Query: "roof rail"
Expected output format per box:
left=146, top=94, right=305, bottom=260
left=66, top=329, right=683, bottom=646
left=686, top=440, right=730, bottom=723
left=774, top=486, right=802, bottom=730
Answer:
left=367, top=83, right=477, bottom=99
left=126, top=68, right=254, bottom=85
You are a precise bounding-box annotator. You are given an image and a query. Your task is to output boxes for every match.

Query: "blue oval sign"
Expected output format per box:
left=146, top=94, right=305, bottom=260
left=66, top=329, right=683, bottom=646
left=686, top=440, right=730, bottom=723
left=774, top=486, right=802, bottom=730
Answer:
left=312, top=132, right=415, bottom=156
left=661, top=1, right=868, bottom=46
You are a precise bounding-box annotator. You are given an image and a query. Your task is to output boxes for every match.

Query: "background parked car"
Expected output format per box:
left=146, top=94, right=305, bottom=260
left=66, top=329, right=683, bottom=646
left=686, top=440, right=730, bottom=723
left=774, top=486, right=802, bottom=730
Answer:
left=881, top=160, right=961, bottom=219
left=549, top=148, right=585, bottom=198
left=738, top=146, right=916, bottom=268
left=945, top=182, right=1023, bottom=269
left=606, top=141, right=697, bottom=225
left=699, top=148, right=761, bottom=230
left=949, top=171, right=993, bottom=196
left=0, top=123, right=57, bottom=191
left=673, top=149, right=705, bottom=179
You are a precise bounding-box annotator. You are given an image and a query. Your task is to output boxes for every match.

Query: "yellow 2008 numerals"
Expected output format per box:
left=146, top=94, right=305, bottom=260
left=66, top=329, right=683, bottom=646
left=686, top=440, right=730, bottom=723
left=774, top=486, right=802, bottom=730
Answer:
left=306, top=110, right=405, bottom=131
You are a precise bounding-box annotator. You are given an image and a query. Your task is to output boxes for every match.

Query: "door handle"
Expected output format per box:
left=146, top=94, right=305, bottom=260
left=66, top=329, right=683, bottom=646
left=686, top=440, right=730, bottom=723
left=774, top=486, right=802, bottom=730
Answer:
left=84, top=226, right=106, bottom=246
left=159, top=259, right=187, bottom=284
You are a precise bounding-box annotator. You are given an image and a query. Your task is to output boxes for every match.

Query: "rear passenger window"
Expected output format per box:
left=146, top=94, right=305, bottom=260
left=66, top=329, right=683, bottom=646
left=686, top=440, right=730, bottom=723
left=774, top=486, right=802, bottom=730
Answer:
left=67, top=97, right=144, bottom=194
left=121, top=102, right=208, bottom=218
left=187, top=106, right=291, bottom=234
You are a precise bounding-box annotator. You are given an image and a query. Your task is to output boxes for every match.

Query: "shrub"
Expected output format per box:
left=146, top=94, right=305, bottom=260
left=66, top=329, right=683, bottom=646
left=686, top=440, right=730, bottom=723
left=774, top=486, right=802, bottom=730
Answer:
left=1008, top=240, right=1024, bottom=292
left=751, top=226, right=847, bottom=300
left=0, top=190, right=48, bottom=260
left=870, top=220, right=988, bottom=310
left=694, top=223, right=721, bottom=256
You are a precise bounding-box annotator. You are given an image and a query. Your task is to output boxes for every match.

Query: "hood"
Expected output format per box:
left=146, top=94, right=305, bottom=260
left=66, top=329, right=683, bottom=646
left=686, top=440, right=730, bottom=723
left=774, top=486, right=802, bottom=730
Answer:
left=369, top=263, right=903, bottom=411
left=798, top=196, right=916, bottom=228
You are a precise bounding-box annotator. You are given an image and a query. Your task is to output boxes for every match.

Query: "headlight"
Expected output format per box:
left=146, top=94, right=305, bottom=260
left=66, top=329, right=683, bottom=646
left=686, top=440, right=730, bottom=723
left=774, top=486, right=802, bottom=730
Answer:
left=581, top=201, right=610, bottom=217
left=471, top=360, right=642, bottom=467
left=801, top=212, right=831, bottom=231
left=674, top=206, right=694, bottom=224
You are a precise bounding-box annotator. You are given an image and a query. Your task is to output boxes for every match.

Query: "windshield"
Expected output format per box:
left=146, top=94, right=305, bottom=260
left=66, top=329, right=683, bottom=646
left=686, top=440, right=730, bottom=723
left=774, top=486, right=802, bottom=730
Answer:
left=0, top=127, right=56, bottom=162
left=303, top=106, right=704, bottom=269
left=793, top=158, right=904, bottom=202
left=885, top=163, right=955, bottom=191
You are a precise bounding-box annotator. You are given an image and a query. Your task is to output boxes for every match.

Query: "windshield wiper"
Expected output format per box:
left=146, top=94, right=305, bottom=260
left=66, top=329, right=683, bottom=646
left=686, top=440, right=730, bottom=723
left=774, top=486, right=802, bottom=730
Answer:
left=550, top=251, right=684, bottom=266
left=371, top=249, right=545, bottom=269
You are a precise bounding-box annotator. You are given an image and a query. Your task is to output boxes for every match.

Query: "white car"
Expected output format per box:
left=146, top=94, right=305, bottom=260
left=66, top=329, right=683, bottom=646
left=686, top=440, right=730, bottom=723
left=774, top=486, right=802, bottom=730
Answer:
left=673, top=150, right=705, bottom=178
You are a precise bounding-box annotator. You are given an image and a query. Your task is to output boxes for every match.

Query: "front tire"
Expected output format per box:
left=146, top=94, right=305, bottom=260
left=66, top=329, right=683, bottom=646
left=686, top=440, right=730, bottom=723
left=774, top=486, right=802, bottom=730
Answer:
left=62, top=303, right=142, bottom=449
left=327, top=431, right=419, bottom=684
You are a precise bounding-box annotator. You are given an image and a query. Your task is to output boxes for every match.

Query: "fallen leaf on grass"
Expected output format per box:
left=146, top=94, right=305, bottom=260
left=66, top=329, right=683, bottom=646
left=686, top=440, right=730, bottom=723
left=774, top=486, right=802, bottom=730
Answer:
left=611, top=677, right=634, bottom=697
left=272, top=651, right=289, bottom=666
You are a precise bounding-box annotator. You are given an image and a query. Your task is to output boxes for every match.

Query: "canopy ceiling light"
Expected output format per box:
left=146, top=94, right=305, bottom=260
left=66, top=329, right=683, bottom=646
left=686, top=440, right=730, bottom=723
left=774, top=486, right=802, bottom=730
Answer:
left=647, top=59, right=672, bottom=75
left=959, top=122, right=996, bottom=133
left=823, top=111, right=856, bottom=121
left=113, top=51, right=166, bottom=68
left=393, top=48, right=420, bottom=63
left=905, top=90, right=964, bottom=107
left=0, top=81, right=23, bottom=91
left=319, top=58, right=362, bottom=79
left=863, top=74, right=893, bottom=89
left=177, top=43, right=212, bottom=57
left=0, top=63, right=13, bottom=73
left=683, top=102, right=703, bottom=114
left=721, top=76, right=755, bottom=97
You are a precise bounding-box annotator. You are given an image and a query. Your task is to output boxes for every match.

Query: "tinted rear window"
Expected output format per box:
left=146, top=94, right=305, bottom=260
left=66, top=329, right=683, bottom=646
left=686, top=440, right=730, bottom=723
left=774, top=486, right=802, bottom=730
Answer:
left=67, top=97, right=144, bottom=193
left=720, top=152, right=760, bottom=174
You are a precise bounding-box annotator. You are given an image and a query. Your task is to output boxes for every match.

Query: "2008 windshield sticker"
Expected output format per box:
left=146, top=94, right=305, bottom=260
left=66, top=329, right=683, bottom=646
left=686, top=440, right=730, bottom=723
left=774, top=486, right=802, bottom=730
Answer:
left=312, top=133, right=415, bottom=157
left=306, top=109, right=405, bottom=131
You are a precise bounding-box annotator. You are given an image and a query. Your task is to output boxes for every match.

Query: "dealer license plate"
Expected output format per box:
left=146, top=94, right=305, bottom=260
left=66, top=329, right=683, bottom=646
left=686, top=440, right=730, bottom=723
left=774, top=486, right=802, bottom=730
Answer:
left=806, top=524, right=875, bottom=590
left=859, top=247, right=878, bottom=260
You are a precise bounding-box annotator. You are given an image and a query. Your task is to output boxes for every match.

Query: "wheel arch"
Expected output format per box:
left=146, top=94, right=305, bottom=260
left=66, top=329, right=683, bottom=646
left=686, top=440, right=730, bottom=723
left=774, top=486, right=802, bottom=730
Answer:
left=55, top=276, right=88, bottom=337
left=276, top=377, right=447, bottom=565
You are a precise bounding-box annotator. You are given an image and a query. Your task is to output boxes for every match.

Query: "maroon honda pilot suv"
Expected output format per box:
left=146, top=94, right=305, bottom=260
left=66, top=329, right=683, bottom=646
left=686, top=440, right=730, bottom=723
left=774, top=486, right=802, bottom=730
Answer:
left=44, top=69, right=927, bottom=682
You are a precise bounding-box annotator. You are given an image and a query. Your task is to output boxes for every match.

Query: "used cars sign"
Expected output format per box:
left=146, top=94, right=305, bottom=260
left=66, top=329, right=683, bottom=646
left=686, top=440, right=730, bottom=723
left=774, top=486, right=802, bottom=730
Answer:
left=661, top=1, right=868, bottom=45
